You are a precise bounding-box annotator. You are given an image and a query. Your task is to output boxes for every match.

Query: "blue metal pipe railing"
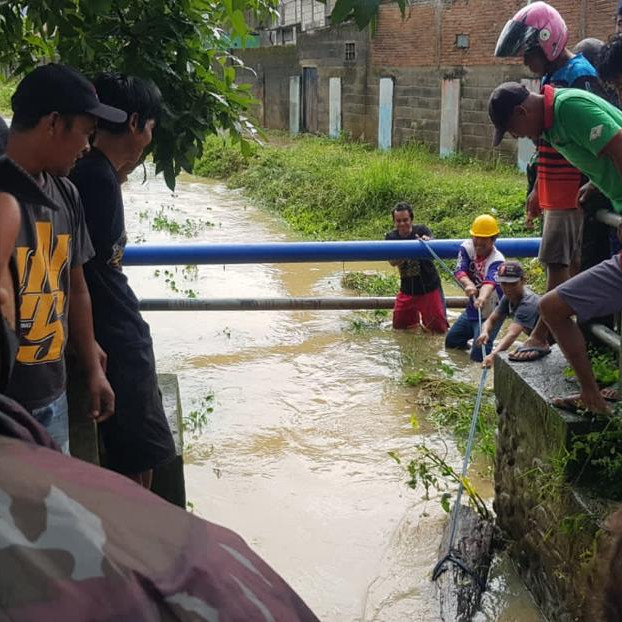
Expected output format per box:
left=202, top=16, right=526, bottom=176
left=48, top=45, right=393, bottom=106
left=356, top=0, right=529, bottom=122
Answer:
left=123, top=238, right=540, bottom=266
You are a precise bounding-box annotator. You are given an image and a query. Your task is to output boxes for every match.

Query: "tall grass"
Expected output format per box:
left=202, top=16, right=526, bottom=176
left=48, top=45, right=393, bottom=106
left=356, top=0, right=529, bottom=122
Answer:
left=195, top=133, right=530, bottom=241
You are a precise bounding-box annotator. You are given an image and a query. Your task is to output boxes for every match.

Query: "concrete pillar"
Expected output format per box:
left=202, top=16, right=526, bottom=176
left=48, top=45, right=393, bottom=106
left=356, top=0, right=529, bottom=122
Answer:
left=440, top=78, right=460, bottom=157
left=378, top=77, right=394, bottom=151
left=329, top=77, right=342, bottom=138
left=66, top=360, right=186, bottom=509
left=151, top=373, right=186, bottom=509
left=289, top=75, right=301, bottom=135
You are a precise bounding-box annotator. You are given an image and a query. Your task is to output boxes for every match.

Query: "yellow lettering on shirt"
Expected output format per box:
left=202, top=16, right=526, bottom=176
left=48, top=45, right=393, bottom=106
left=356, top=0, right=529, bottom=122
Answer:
left=16, top=221, right=71, bottom=364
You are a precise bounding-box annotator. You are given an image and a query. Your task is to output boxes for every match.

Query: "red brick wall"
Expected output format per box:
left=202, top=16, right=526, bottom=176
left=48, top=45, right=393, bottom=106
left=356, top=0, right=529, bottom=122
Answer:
left=371, top=3, right=438, bottom=67
left=372, top=0, right=619, bottom=68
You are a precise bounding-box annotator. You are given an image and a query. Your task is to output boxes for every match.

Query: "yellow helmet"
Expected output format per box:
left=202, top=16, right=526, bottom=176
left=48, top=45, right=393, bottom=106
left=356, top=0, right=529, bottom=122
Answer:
left=469, top=214, right=500, bottom=237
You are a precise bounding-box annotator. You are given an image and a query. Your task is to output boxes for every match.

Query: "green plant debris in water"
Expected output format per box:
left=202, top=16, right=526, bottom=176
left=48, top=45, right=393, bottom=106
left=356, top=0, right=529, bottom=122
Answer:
left=389, top=445, right=491, bottom=520
left=183, top=392, right=215, bottom=438
left=152, top=207, right=214, bottom=237
left=403, top=366, right=497, bottom=463
left=345, top=309, right=389, bottom=332
left=341, top=271, right=399, bottom=296
left=154, top=268, right=198, bottom=298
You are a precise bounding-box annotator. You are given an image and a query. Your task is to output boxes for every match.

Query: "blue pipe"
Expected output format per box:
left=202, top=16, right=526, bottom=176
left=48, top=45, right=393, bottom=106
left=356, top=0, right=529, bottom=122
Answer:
left=123, top=238, right=540, bottom=266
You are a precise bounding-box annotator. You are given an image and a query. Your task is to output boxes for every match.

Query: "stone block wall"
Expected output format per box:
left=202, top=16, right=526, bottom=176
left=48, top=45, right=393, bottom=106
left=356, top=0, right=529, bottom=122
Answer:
left=493, top=349, right=615, bottom=621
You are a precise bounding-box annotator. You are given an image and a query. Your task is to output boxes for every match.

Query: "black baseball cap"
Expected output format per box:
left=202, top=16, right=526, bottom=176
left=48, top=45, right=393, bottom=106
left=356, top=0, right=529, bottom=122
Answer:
left=11, top=64, right=127, bottom=124
left=496, top=261, right=524, bottom=283
left=488, top=82, right=530, bottom=147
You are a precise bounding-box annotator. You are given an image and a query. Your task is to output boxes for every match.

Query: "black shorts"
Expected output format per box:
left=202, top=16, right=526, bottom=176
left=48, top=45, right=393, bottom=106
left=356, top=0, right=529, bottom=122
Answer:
left=100, top=345, right=176, bottom=475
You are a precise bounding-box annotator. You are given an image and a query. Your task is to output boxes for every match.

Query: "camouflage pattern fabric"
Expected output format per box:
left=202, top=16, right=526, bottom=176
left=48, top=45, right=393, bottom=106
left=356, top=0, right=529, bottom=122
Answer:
left=0, top=397, right=319, bottom=622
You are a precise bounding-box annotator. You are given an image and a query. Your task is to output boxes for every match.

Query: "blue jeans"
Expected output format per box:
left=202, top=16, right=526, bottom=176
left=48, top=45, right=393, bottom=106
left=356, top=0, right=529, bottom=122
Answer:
left=445, top=311, right=502, bottom=363
left=31, top=392, right=70, bottom=454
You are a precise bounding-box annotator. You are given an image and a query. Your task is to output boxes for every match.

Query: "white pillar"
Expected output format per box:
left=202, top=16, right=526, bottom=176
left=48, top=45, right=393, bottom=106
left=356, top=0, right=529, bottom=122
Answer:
left=329, top=77, right=342, bottom=138
left=289, top=75, right=300, bottom=135
left=440, top=78, right=461, bottom=157
left=378, top=77, right=394, bottom=151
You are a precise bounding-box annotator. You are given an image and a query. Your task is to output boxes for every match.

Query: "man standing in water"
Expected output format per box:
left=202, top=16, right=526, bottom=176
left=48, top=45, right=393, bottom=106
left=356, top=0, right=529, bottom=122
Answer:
left=69, top=73, right=175, bottom=488
left=385, top=202, right=448, bottom=333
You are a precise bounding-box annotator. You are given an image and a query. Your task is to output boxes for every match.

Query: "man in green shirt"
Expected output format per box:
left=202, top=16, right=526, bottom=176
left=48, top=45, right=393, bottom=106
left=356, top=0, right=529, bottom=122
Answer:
left=488, top=81, right=622, bottom=414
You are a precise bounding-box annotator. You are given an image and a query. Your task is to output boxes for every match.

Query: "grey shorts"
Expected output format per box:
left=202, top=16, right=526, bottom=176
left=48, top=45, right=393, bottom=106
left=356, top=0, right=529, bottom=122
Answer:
left=538, top=208, right=583, bottom=266
left=556, top=255, right=622, bottom=323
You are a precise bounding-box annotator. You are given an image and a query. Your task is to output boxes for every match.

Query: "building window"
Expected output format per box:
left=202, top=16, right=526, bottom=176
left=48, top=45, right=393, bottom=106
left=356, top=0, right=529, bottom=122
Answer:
left=456, top=34, right=470, bottom=49
left=345, top=42, right=356, bottom=61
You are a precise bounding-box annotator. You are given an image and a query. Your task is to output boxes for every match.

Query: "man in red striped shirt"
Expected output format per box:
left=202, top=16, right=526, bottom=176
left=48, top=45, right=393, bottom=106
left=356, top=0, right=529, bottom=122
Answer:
left=495, top=1, right=607, bottom=362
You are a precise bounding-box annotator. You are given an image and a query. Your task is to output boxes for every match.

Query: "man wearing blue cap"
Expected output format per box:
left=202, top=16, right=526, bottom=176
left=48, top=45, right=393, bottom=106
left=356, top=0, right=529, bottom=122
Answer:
left=4, top=63, right=126, bottom=450
left=475, top=261, right=540, bottom=369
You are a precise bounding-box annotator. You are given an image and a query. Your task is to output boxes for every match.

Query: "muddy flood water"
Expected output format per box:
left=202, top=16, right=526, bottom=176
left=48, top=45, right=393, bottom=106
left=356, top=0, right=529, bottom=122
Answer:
left=121, top=167, right=544, bottom=621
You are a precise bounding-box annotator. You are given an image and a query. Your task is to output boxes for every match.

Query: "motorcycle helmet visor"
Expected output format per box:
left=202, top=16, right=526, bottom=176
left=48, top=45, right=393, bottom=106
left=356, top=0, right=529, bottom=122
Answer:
left=495, top=19, right=540, bottom=57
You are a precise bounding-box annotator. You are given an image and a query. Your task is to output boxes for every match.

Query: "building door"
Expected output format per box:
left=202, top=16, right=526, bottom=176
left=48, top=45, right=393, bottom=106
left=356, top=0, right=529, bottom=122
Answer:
left=302, top=67, right=318, bottom=133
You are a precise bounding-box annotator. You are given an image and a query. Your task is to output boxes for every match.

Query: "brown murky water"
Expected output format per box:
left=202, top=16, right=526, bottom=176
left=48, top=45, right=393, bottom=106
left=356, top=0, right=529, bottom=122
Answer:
left=122, top=168, right=544, bottom=621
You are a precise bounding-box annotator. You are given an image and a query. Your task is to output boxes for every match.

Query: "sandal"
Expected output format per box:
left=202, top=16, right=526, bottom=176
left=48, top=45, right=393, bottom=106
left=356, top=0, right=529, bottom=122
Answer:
left=508, top=345, right=551, bottom=362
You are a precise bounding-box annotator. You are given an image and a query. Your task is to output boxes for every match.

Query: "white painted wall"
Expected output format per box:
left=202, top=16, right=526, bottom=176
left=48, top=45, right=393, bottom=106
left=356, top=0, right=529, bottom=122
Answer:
left=329, top=77, right=342, bottom=138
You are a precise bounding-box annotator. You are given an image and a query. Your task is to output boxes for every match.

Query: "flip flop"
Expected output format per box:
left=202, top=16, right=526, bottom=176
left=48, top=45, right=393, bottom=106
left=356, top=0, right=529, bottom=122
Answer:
left=551, top=394, right=610, bottom=416
left=600, top=386, right=620, bottom=402
left=508, top=345, right=551, bottom=362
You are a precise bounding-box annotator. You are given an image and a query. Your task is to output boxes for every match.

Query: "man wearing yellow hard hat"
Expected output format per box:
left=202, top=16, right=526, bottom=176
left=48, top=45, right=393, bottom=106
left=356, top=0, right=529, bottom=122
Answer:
left=445, top=215, right=505, bottom=363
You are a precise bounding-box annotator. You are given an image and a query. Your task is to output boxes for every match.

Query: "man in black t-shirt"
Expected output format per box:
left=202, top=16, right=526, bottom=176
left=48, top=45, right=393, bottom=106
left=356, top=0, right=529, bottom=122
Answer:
left=69, top=73, right=175, bottom=488
left=4, top=64, right=124, bottom=452
left=385, top=202, right=448, bottom=333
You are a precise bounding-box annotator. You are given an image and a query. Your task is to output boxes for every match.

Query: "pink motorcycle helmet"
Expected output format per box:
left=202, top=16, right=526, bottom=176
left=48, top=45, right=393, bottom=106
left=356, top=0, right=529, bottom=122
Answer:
left=495, top=1, right=569, bottom=62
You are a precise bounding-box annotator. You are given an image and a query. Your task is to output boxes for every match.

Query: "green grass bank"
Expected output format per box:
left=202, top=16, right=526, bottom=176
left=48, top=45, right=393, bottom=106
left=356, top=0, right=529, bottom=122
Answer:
left=195, top=133, right=530, bottom=241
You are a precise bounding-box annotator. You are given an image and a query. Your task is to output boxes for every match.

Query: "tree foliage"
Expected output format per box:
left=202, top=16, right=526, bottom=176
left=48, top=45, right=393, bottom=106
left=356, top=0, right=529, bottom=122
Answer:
left=322, top=0, right=408, bottom=30
left=0, top=0, right=279, bottom=188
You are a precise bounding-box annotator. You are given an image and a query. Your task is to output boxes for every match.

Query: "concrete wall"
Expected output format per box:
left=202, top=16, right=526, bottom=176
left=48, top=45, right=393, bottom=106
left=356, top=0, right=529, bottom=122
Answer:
left=236, top=46, right=299, bottom=130
left=237, top=24, right=369, bottom=137
left=494, top=350, right=615, bottom=620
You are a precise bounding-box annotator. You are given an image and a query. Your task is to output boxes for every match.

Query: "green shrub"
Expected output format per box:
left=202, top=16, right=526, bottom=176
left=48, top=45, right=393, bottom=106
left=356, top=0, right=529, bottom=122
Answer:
left=193, top=134, right=258, bottom=179
left=216, top=134, right=530, bottom=241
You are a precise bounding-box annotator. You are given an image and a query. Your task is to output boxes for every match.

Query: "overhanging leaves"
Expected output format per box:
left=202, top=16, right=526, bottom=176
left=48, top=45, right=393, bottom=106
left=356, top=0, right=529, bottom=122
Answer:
left=0, top=0, right=279, bottom=189
left=323, top=0, right=408, bottom=29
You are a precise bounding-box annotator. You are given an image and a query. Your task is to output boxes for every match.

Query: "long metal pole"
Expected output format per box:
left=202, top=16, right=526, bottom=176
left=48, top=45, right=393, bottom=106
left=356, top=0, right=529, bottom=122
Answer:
left=138, top=296, right=469, bottom=312
left=123, top=238, right=540, bottom=266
